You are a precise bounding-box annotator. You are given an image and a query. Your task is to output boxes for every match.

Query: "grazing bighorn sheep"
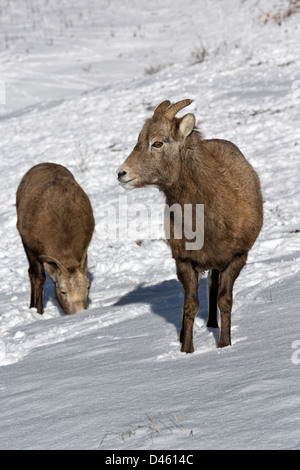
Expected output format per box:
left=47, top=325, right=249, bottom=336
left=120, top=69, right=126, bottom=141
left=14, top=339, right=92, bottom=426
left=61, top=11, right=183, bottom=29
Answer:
left=16, top=163, right=95, bottom=315
left=118, top=99, right=263, bottom=352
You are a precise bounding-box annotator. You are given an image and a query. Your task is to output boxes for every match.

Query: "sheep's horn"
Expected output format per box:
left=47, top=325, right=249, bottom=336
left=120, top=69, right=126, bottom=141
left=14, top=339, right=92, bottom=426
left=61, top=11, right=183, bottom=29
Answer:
left=163, top=99, right=193, bottom=121
left=153, top=100, right=171, bottom=119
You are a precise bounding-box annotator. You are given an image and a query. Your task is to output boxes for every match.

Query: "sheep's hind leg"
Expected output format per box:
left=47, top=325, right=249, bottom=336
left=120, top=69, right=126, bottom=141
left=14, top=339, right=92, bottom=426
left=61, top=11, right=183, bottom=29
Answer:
left=218, top=254, right=247, bottom=348
left=23, top=244, right=46, bottom=314
left=207, top=269, right=219, bottom=328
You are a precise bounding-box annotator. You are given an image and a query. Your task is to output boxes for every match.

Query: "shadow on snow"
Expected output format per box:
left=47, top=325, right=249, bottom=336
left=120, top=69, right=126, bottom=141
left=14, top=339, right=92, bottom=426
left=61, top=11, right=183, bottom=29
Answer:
left=114, top=277, right=219, bottom=345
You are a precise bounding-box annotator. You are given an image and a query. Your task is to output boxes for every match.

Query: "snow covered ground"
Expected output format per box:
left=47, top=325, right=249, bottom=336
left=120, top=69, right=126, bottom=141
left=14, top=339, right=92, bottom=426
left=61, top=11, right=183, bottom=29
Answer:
left=0, top=0, right=299, bottom=450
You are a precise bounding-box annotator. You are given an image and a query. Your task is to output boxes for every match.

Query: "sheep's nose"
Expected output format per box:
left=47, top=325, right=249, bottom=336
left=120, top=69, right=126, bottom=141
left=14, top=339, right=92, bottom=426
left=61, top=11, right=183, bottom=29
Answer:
left=118, top=170, right=127, bottom=180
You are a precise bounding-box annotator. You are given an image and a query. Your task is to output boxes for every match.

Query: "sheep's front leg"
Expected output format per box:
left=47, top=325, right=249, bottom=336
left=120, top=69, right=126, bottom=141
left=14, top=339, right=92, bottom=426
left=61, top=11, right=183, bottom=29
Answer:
left=176, top=260, right=199, bottom=353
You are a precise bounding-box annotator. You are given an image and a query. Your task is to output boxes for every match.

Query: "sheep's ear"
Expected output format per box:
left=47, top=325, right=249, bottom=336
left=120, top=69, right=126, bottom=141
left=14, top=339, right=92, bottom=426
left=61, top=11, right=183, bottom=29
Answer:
left=178, top=113, right=195, bottom=138
left=79, top=252, right=88, bottom=272
left=39, top=255, right=66, bottom=281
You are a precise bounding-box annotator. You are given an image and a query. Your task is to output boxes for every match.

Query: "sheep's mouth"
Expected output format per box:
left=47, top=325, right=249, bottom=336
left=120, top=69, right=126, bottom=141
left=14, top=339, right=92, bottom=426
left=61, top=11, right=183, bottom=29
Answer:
left=120, top=178, right=136, bottom=189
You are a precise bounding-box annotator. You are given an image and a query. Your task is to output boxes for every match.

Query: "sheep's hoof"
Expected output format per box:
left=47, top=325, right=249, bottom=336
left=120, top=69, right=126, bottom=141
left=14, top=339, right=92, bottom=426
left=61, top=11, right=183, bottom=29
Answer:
left=181, top=344, right=194, bottom=354
left=217, top=340, right=231, bottom=348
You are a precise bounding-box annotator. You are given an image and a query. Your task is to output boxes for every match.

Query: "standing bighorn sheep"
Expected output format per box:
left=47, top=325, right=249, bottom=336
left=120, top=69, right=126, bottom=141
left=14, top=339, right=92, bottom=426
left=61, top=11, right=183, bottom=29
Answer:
left=118, top=99, right=263, bottom=352
left=16, top=163, right=95, bottom=315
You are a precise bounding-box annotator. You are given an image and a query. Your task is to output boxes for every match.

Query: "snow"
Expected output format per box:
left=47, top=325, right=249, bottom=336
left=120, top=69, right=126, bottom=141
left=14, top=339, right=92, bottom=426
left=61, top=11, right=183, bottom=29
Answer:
left=0, top=0, right=299, bottom=450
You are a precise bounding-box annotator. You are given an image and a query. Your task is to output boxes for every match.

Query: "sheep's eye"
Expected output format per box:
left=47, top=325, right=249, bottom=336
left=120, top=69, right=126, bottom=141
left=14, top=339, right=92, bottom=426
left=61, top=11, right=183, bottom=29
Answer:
left=152, top=141, right=163, bottom=148
left=60, top=291, right=68, bottom=296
